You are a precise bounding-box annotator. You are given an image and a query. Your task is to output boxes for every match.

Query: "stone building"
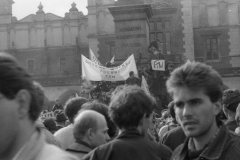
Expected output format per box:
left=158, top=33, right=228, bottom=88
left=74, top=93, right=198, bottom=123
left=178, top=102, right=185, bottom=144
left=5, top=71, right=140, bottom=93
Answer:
left=0, top=0, right=88, bottom=100
left=0, top=0, right=240, bottom=101
left=88, top=0, right=240, bottom=91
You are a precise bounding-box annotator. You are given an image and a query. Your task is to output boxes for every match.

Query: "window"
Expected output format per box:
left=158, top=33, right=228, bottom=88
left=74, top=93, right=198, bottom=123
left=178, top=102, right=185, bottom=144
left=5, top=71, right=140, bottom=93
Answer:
left=150, top=33, right=155, bottom=42
left=149, top=20, right=172, bottom=54
left=27, top=59, right=34, bottom=73
left=207, top=6, right=219, bottom=26
left=166, top=32, right=171, bottom=54
left=228, top=4, right=239, bottom=25
left=164, top=21, right=170, bottom=30
left=60, top=57, right=66, bottom=72
left=149, top=22, right=155, bottom=30
left=206, top=37, right=219, bottom=60
left=156, top=32, right=163, bottom=42
left=156, top=22, right=163, bottom=30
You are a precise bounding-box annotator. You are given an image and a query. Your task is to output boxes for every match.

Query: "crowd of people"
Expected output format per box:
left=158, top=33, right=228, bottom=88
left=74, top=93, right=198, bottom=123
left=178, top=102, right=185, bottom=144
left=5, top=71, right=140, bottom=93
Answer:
left=1, top=51, right=240, bottom=160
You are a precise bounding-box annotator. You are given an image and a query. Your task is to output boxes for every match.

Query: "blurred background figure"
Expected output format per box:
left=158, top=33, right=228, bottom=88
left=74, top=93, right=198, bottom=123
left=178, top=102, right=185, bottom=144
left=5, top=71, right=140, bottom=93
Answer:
left=52, top=99, right=64, bottom=111
left=235, top=104, right=240, bottom=135
left=158, top=101, right=178, bottom=140
left=125, top=71, right=141, bottom=86
left=222, top=89, right=240, bottom=132
left=43, top=118, right=58, bottom=134
left=55, top=111, right=67, bottom=130
left=54, top=97, right=89, bottom=149
left=34, top=81, right=60, bottom=147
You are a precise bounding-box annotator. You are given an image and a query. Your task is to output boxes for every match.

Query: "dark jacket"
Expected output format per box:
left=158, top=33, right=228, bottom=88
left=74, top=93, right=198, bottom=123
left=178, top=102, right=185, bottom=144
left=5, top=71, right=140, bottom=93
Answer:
left=162, top=126, right=186, bottom=151
left=66, top=142, right=92, bottom=159
left=171, top=126, right=240, bottom=160
left=82, top=129, right=172, bottom=160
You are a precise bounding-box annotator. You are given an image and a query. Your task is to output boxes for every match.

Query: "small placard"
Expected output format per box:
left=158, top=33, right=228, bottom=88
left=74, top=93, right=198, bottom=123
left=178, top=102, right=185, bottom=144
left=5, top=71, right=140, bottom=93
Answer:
left=151, top=60, right=165, bottom=71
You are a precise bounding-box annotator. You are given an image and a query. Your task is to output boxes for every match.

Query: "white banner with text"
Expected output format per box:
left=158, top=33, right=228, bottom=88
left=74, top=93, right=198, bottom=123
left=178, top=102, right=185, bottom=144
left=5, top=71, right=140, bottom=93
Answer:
left=81, top=54, right=138, bottom=81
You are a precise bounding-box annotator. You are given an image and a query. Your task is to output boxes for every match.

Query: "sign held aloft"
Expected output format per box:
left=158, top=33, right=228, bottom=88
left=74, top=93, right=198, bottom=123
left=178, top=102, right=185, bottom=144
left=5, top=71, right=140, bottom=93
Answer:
left=151, top=60, right=165, bottom=71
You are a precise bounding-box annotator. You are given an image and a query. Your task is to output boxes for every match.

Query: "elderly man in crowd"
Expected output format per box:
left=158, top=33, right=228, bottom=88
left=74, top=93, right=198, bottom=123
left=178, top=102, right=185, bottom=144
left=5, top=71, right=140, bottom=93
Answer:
left=0, top=52, right=77, bottom=160
left=66, top=110, right=110, bottom=158
left=82, top=85, right=172, bottom=160
left=167, top=61, right=240, bottom=160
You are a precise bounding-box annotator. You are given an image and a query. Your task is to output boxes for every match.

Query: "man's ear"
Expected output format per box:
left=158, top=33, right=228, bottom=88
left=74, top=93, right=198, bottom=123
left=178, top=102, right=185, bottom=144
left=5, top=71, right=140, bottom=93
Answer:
left=87, top=128, right=95, bottom=140
left=214, top=101, right=222, bottom=116
left=15, top=89, right=31, bottom=119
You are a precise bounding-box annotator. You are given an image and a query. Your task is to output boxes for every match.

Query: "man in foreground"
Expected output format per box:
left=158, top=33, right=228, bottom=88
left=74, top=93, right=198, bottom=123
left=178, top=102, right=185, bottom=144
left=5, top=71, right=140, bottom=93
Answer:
left=166, top=61, right=240, bottom=160
left=82, top=85, right=172, bottom=160
left=0, top=52, right=76, bottom=160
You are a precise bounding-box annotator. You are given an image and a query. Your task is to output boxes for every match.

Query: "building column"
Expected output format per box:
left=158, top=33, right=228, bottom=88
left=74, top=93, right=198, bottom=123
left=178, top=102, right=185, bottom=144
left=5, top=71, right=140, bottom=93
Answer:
left=181, top=0, right=194, bottom=61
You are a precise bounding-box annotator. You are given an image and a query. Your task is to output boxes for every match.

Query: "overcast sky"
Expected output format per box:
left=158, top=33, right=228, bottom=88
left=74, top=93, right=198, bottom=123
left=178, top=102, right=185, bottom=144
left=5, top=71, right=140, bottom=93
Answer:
left=12, top=0, right=88, bottom=20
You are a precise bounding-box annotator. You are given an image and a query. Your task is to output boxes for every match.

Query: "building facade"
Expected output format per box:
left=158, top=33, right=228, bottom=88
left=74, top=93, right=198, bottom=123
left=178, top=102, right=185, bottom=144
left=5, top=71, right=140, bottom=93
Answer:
left=0, top=0, right=240, bottom=101
left=0, top=0, right=89, bottom=100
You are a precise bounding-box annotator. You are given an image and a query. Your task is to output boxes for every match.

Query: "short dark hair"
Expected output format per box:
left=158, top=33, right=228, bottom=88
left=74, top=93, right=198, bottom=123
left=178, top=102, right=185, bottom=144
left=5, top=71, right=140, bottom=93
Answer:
left=129, top=71, right=134, bottom=76
left=56, top=112, right=67, bottom=123
left=166, top=62, right=223, bottom=103
left=64, top=97, right=89, bottom=123
left=0, top=52, right=41, bottom=121
left=82, top=101, right=117, bottom=138
left=43, top=118, right=57, bottom=133
left=109, top=86, right=156, bottom=129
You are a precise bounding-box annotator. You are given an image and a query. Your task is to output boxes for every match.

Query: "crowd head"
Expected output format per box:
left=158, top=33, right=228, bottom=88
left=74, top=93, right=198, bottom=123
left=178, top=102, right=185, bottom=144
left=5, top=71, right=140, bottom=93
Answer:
left=64, top=97, right=89, bottom=123
left=0, top=52, right=42, bottom=122
left=222, top=89, right=240, bottom=113
left=109, top=85, right=156, bottom=135
left=73, top=110, right=109, bottom=148
left=81, top=101, right=117, bottom=138
left=166, top=61, right=224, bottom=137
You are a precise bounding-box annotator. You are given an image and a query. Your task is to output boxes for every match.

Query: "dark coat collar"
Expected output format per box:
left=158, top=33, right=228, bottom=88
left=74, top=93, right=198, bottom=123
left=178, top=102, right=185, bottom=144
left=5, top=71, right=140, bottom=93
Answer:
left=179, top=126, right=229, bottom=160
left=66, top=141, right=92, bottom=154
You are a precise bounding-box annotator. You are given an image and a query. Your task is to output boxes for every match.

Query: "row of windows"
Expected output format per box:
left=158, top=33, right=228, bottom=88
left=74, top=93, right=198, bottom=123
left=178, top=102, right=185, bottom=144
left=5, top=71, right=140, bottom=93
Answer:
left=193, top=3, right=240, bottom=27
left=149, top=21, right=172, bottom=55
left=26, top=57, right=67, bottom=74
left=149, top=19, right=220, bottom=60
left=27, top=36, right=220, bottom=74
left=149, top=21, right=171, bottom=31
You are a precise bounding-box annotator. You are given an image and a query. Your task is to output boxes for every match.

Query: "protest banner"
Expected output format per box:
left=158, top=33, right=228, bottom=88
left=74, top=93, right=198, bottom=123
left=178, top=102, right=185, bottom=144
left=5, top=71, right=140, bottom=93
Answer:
left=151, top=60, right=165, bottom=71
left=89, top=48, right=102, bottom=65
left=81, top=54, right=138, bottom=81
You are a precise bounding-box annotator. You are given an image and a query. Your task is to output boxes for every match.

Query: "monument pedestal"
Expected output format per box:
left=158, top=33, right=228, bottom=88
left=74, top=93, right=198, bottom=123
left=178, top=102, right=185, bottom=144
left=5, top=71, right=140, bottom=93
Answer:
left=109, top=4, right=152, bottom=62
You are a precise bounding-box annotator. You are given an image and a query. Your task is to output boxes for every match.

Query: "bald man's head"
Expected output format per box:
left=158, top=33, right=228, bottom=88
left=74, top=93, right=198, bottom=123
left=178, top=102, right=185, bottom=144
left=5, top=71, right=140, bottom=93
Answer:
left=73, top=110, right=109, bottom=148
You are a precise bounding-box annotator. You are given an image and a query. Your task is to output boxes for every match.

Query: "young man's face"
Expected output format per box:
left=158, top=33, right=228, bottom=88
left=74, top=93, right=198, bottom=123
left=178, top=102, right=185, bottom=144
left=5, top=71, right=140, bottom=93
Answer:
left=0, top=93, right=20, bottom=158
left=173, top=87, right=221, bottom=138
